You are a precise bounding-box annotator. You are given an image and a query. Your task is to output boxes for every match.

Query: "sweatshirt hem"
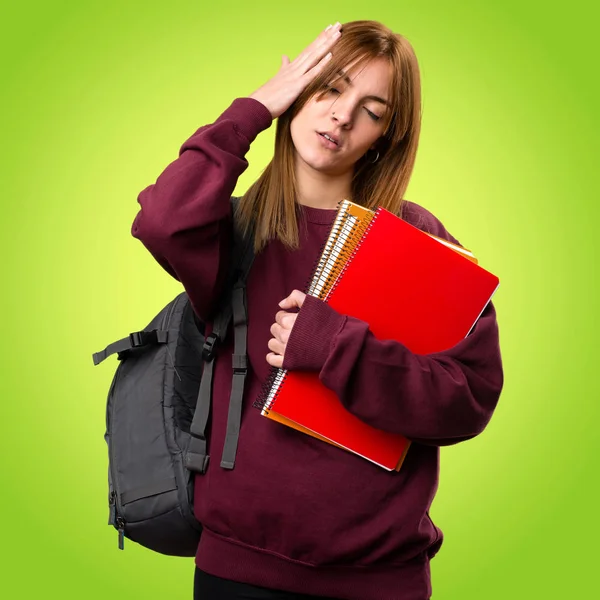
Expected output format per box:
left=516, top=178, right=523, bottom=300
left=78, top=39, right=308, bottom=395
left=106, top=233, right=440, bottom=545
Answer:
left=195, top=528, right=432, bottom=600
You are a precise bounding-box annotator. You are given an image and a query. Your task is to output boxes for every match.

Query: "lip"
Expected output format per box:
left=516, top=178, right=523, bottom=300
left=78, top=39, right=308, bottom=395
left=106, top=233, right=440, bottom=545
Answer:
left=316, top=131, right=342, bottom=150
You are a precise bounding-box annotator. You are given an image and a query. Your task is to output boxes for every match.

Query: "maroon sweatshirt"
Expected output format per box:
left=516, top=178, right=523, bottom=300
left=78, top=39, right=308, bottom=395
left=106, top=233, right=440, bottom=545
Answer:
left=132, top=98, right=503, bottom=600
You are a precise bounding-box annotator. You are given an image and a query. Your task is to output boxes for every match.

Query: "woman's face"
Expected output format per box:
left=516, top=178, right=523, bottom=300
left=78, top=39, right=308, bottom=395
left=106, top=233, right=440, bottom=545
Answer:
left=290, top=57, right=392, bottom=178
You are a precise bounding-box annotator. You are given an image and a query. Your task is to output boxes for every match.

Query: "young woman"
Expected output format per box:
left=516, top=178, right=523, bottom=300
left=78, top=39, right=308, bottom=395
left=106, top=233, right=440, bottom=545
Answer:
left=132, top=20, right=503, bottom=600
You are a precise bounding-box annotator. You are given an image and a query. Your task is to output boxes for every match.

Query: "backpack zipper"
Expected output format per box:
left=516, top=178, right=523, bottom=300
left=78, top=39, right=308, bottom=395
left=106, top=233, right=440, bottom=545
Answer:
left=107, top=365, right=126, bottom=551
left=109, top=489, right=126, bottom=550
left=116, top=517, right=126, bottom=550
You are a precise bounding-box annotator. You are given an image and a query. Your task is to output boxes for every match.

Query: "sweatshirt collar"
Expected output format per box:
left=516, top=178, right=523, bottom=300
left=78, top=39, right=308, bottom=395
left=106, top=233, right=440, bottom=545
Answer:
left=298, top=204, right=338, bottom=225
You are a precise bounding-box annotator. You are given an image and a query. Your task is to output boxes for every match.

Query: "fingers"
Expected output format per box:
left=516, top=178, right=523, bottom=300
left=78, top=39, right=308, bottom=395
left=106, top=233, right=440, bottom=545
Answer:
left=279, top=295, right=293, bottom=309
left=294, top=22, right=342, bottom=71
left=275, top=310, right=298, bottom=328
left=270, top=321, right=290, bottom=344
left=322, top=21, right=343, bottom=41
left=304, top=51, right=333, bottom=81
left=268, top=337, right=285, bottom=356
left=266, top=352, right=283, bottom=369
left=310, top=26, right=341, bottom=64
left=279, top=289, right=306, bottom=310
left=267, top=290, right=307, bottom=367
left=316, top=22, right=342, bottom=49
left=251, top=23, right=341, bottom=120
left=299, top=23, right=337, bottom=59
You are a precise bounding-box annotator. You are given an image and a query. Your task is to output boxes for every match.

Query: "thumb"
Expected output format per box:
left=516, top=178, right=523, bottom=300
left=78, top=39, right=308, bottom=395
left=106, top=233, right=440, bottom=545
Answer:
left=280, top=54, right=290, bottom=69
left=279, top=290, right=306, bottom=309
left=278, top=294, right=295, bottom=309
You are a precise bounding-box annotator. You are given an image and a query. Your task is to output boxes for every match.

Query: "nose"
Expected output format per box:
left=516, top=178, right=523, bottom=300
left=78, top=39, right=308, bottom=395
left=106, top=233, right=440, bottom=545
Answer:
left=330, top=97, right=355, bottom=129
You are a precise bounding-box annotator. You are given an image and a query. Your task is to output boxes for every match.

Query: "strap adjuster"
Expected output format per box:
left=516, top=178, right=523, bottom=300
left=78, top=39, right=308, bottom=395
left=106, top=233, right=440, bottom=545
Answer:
left=129, top=330, right=156, bottom=348
left=232, top=354, right=247, bottom=373
left=202, top=333, right=220, bottom=361
left=185, top=451, right=210, bottom=474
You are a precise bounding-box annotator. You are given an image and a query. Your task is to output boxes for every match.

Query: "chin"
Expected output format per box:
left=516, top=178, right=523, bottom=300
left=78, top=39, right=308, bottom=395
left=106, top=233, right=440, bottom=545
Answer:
left=295, top=147, right=342, bottom=174
left=302, top=155, right=333, bottom=172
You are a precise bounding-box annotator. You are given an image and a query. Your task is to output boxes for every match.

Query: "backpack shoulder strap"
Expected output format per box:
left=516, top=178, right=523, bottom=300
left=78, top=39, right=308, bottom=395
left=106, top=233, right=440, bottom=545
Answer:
left=185, top=196, right=255, bottom=474
left=220, top=231, right=254, bottom=469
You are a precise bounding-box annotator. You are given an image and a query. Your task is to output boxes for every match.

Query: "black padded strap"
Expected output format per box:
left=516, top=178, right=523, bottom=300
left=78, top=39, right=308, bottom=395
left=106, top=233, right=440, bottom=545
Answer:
left=185, top=307, right=232, bottom=473
left=185, top=196, right=256, bottom=474
left=220, top=283, right=249, bottom=469
left=219, top=224, right=256, bottom=469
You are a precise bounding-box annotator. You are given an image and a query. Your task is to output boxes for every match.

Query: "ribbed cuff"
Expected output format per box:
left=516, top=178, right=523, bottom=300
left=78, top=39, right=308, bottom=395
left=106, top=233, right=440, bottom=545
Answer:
left=216, top=97, right=273, bottom=143
left=282, top=295, right=346, bottom=372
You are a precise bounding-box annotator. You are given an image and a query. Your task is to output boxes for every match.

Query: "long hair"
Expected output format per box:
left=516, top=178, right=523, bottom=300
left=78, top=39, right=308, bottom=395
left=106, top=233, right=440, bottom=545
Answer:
left=237, top=20, right=422, bottom=253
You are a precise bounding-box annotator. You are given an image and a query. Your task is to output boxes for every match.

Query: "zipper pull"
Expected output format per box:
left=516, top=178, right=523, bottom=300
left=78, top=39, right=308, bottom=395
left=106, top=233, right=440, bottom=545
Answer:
left=108, top=490, right=117, bottom=525
left=116, top=517, right=125, bottom=550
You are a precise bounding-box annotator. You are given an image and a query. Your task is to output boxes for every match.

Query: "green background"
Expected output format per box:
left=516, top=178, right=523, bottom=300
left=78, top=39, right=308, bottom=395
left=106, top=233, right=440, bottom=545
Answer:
left=1, top=0, right=597, bottom=598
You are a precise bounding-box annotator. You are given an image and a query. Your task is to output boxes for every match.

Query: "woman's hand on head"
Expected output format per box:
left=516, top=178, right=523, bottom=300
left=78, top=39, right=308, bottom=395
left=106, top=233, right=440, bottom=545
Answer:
left=266, top=290, right=307, bottom=368
left=249, top=23, right=342, bottom=119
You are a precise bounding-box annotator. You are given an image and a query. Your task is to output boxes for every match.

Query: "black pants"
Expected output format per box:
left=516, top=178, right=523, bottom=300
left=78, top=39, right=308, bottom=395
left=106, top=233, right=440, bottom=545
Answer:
left=194, top=568, right=337, bottom=600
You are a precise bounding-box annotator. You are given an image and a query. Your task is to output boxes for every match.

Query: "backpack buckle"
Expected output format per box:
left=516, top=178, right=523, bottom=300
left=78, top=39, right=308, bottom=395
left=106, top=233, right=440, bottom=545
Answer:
left=129, top=330, right=156, bottom=348
left=202, top=333, right=220, bottom=361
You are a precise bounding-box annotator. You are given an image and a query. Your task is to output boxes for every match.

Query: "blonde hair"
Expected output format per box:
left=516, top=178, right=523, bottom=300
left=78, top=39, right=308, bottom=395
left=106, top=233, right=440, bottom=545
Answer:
left=237, top=20, right=422, bottom=252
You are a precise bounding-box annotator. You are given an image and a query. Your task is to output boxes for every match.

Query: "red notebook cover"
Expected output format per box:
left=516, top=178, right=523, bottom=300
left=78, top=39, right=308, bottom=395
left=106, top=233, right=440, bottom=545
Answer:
left=262, top=208, right=500, bottom=470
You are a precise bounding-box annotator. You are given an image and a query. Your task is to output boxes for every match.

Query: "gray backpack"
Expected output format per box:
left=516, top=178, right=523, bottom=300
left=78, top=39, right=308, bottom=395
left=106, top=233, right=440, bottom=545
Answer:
left=92, top=199, right=255, bottom=556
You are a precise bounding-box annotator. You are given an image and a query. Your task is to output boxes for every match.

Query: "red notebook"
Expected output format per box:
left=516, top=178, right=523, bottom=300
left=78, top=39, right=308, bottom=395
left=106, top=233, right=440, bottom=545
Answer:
left=257, top=207, right=500, bottom=470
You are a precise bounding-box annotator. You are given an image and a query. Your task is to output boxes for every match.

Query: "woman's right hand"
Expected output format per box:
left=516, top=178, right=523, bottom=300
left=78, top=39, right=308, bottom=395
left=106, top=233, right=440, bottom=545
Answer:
left=249, top=22, right=342, bottom=119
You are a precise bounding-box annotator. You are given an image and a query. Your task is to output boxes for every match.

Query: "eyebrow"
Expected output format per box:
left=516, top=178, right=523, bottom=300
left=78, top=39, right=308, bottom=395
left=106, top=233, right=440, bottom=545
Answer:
left=335, top=69, right=391, bottom=107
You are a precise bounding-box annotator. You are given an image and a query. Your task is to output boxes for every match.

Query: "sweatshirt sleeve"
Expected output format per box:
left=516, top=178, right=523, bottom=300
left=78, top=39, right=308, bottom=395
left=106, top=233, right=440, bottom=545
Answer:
left=131, top=97, right=272, bottom=321
left=281, top=204, right=503, bottom=447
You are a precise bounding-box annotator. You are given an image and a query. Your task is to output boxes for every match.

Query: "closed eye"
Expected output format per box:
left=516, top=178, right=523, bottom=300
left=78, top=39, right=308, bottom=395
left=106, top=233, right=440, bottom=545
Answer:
left=364, top=108, right=381, bottom=121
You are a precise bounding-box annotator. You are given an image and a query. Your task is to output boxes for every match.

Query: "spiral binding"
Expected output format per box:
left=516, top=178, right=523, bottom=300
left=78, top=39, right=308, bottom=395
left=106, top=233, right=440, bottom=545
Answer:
left=253, top=200, right=377, bottom=414
left=324, top=210, right=379, bottom=303
left=310, top=215, right=374, bottom=299
left=308, top=211, right=354, bottom=295
left=305, top=200, right=374, bottom=300
left=297, top=199, right=348, bottom=299
left=253, top=366, right=288, bottom=414
left=310, top=219, right=356, bottom=297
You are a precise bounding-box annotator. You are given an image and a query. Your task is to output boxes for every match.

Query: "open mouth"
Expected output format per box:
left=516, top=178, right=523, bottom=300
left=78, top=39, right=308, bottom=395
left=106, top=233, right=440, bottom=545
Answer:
left=318, top=132, right=340, bottom=148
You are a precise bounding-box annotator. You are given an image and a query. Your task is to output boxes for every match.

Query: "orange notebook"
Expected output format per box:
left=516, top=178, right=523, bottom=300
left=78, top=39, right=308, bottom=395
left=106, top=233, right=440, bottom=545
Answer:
left=256, top=203, right=500, bottom=471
